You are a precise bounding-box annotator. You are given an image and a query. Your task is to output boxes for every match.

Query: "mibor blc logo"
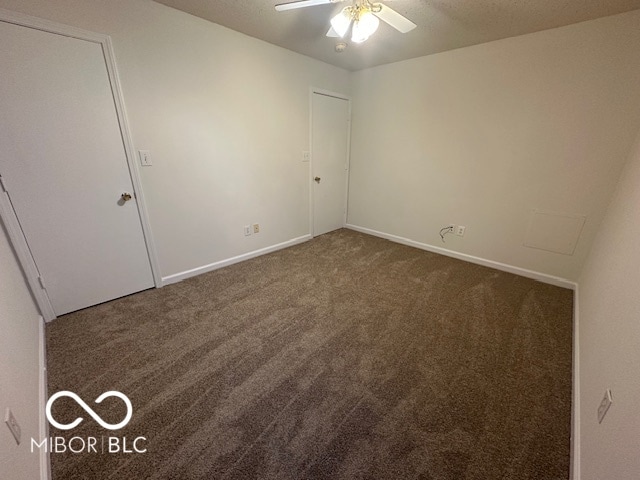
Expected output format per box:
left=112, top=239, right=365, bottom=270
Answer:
left=31, top=390, right=147, bottom=454
left=46, top=391, right=133, bottom=430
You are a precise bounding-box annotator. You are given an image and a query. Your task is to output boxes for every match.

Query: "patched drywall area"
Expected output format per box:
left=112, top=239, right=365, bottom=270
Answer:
left=524, top=210, right=585, bottom=255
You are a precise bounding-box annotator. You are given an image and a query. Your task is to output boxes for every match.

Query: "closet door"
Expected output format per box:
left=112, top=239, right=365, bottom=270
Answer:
left=312, top=92, right=350, bottom=236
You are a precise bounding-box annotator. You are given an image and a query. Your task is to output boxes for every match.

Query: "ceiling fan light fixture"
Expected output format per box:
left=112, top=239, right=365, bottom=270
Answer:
left=330, top=7, right=352, bottom=38
left=351, top=10, right=379, bottom=43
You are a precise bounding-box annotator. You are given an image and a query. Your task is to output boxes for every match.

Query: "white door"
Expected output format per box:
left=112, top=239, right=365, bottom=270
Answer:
left=312, top=92, right=350, bottom=236
left=0, top=20, right=154, bottom=316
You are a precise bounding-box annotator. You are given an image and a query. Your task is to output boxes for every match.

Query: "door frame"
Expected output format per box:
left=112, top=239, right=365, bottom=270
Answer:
left=308, top=88, right=352, bottom=238
left=0, top=8, right=162, bottom=321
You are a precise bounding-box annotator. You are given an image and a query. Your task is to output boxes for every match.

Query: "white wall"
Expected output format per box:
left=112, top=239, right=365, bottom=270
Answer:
left=0, top=224, right=43, bottom=479
left=348, top=10, right=640, bottom=282
left=577, top=132, right=640, bottom=479
left=0, top=0, right=351, bottom=279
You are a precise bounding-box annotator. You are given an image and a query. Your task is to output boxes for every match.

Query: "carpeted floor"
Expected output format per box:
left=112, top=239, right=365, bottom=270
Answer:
left=46, top=229, right=573, bottom=479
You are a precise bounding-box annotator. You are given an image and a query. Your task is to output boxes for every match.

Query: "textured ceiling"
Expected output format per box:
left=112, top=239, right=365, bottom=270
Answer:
left=153, top=0, right=640, bottom=71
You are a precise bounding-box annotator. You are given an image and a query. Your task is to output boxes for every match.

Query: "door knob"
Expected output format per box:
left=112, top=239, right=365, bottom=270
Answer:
left=121, top=192, right=132, bottom=202
left=314, top=177, right=321, bottom=183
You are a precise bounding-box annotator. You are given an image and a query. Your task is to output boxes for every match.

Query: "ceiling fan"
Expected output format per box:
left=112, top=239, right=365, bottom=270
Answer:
left=275, top=0, right=417, bottom=44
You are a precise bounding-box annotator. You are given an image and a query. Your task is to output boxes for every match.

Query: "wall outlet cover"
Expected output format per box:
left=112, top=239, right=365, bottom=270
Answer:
left=4, top=408, right=21, bottom=445
left=597, top=389, right=613, bottom=424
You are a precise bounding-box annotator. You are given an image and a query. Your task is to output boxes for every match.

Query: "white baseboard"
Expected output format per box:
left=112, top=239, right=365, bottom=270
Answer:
left=346, top=224, right=577, bottom=290
left=162, top=234, right=312, bottom=286
left=571, top=286, right=581, bottom=480
left=38, top=316, right=51, bottom=480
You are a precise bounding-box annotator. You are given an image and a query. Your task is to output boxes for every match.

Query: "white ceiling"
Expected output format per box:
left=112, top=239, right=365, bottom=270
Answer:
left=153, top=0, right=640, bottom=71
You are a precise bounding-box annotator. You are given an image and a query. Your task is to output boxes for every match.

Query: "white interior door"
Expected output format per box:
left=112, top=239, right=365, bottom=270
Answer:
left=0, top=20, right=154, bottom=316
left=312, top=92, right=350, bottom=236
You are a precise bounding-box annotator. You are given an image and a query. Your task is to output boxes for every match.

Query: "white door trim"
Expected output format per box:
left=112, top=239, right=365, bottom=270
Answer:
left=38, top=315, right=52, bottom=480
left=0, top=8, right=162, bottom=321
left=0, top=182, right=56, bottom=320
left=308, top=88, right=352, bottom=237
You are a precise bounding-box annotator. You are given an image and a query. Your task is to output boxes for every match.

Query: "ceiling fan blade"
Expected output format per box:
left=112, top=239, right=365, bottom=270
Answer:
left=326, top=26, right=340, bottom=37
left=372, top=4, right=416, bottom=33
left=275, top=0, right=334, bottom=12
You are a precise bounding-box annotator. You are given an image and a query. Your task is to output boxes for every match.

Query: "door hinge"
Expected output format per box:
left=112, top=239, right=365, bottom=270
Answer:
left=38, top=275, right=46, bottom=290
left=0, top=175, right=7, bottom=193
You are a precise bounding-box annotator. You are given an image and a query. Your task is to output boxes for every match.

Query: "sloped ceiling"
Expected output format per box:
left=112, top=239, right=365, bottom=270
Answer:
left=153, top=0, right=640, bottom=70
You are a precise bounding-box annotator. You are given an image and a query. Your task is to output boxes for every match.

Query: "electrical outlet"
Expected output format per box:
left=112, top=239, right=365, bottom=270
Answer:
left=253, top=224, right=260, bottom=234
left=456, top=225, right=466, bottom=237
left=4, top=408, right=21, bottom=445
left=597, top=389, right=613, bottom=424
left=244, top=225, right=252, bottom=236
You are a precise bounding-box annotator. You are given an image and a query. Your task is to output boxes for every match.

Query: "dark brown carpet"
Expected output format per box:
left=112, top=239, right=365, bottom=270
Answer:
left=46, top=229, right=573, bottom=479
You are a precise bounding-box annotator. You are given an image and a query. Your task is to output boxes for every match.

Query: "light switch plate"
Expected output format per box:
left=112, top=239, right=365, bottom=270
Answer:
left=302, top=151, right=310, bottom=163
left=138, top=150, right=152, bottom=167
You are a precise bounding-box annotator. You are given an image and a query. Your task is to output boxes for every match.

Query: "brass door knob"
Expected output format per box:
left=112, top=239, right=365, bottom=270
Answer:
left=314, top=177, right=321, bottom=183
left=121, top=192, right=132, bottom=202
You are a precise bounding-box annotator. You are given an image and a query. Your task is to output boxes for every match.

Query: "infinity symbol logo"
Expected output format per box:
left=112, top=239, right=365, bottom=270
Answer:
left=46, top=391, right=133, bottom=431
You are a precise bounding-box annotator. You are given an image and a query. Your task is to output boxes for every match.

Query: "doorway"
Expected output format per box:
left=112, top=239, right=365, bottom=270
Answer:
left=0, top=14, right=158, bottom=319
left=311, top=91, right=351, bottom=236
